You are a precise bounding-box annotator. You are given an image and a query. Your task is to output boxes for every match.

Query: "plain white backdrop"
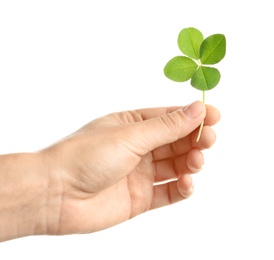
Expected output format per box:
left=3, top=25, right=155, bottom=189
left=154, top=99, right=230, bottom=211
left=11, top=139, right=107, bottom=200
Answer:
left=1, top=0, right=274, bottom=259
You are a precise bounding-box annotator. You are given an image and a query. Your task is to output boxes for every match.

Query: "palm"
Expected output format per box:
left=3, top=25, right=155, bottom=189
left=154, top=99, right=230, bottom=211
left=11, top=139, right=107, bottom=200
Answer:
left=58, top=150, right=155, bottom=235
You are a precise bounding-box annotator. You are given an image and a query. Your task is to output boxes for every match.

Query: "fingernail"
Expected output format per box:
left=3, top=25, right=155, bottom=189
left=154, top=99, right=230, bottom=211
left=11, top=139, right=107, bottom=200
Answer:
left=189, top=179, right=195, bottom=193
left=183, top=101, right=203, bottom=119
left=190, top=177, right=194, bottom=189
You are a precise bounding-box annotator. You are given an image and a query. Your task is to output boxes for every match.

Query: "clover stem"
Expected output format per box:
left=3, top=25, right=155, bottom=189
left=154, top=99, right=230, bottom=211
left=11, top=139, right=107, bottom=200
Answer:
left=196, top=90, right=205, bottom=142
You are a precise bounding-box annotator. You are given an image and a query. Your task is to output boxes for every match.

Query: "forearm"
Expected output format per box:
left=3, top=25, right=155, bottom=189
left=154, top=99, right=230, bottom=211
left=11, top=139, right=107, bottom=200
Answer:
left=0, top=153, right=48, bottom=242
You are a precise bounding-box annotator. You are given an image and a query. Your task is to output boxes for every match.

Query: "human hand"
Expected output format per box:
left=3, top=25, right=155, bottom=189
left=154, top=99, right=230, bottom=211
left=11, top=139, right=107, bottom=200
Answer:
left=40, top=101, right=220, bottom=236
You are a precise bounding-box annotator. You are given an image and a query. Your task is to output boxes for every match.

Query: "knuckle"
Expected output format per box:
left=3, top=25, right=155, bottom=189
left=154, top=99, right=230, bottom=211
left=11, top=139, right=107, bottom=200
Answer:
left=159, top=110, right=184, bottom=130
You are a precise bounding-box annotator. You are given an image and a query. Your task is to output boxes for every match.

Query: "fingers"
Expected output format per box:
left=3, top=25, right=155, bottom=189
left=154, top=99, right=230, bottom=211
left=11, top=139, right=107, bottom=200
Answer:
left=135, top=106, right=184, bottom=120
left=150, top=105, right=220, bottom=209
left=152, top=125, right=216, bottom=161
left=204, top=104, right=221, bottom=126
left=151, top=174, right=194, bottom=209
left=151, top=104, right=219, bottom=161
left=118, top=101, right=206, bottom=157
left=154, top=149, right=204, bottom=183
left=134, top=104, right=220, bottom=126
left=192, top=125, right=217, bottom=149
left=184, top=149, right=204, bottom=173
left=134, top=104, right=221, bottom=126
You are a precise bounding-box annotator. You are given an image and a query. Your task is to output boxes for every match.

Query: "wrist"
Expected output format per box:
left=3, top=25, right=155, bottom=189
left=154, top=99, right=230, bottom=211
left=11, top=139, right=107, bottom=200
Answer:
left=0, top=152, right=49, bottom=242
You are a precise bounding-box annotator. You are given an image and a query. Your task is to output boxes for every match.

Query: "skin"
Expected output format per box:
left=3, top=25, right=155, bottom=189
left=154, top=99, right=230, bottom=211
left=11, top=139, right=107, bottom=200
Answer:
left=0, top=101, right=220, bottom=242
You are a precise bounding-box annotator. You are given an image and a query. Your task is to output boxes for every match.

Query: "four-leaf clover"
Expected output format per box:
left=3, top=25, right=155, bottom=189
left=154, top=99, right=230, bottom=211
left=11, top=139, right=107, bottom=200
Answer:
left=164, top=27, right=226, bottom=141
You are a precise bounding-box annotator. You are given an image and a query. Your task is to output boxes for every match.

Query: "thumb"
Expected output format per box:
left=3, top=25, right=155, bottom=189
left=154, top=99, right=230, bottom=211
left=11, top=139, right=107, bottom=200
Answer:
left=125, top=101, right=206, bottom=155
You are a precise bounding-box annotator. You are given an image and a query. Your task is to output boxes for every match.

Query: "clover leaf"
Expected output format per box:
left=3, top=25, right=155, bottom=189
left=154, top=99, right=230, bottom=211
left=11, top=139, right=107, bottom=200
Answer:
left=177, top=27, right=204, bottom=60
left=200, top=34, right=226, bottom=64
left=164, top=27, right=226, bottom=141
left=164, top=56, right=198, bottom=82
left=191, top=66, right=220, bottom=91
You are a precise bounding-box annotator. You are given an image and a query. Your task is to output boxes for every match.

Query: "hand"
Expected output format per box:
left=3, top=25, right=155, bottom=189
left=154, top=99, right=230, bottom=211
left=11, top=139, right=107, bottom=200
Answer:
left=41, top=101, right=220, bottom=236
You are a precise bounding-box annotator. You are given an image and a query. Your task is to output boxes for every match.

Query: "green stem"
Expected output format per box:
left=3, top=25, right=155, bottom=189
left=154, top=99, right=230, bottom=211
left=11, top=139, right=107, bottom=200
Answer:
left=196, top=90, right=205, bottom=142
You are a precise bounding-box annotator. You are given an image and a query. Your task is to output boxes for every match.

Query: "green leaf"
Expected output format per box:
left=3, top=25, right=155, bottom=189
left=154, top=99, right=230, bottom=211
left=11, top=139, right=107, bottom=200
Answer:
left=178, top=27, right=204, bottom=60
left=200, top=34, right=226, bottom=64
left=191, top=66, right=220, bottom=90
left=164, top=56, right=198, bottom=82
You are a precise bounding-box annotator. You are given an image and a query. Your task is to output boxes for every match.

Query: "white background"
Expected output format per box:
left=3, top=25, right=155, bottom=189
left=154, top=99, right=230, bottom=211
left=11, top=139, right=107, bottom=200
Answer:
left=0, top=0, right=274, bottom=259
